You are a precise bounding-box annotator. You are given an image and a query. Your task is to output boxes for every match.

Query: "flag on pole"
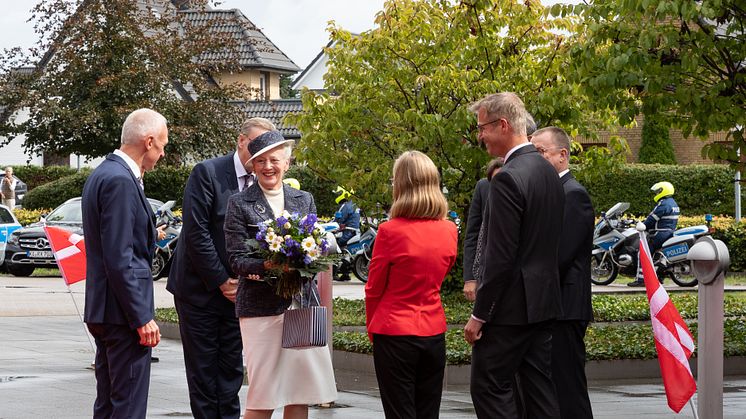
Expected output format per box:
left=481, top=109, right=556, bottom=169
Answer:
left=638, top=232, right=696, bottom=413
left=43, top=226, right=86, bottom=285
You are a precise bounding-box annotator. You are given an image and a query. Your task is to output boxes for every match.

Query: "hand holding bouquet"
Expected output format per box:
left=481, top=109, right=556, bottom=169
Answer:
left=247, top=211, right=337, bottom=298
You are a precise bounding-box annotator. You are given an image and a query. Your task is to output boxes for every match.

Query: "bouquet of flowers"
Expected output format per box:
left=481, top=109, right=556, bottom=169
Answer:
left=247, top=210, right=337, bottom=298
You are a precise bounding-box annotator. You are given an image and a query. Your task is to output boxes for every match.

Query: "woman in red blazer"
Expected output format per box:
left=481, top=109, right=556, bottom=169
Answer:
left=365, top=150, right=458, bottom=419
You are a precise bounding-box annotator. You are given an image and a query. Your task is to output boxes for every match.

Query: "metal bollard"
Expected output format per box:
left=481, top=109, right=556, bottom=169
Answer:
left=688, top=236, right=730, bottom=419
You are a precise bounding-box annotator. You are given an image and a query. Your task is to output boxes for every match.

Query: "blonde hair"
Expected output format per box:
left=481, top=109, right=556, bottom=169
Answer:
left=390, top=151, right=448, bottom=220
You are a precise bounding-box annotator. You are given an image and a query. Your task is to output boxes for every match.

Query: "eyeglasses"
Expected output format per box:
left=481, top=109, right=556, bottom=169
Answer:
left=476, top=119, right=501, bottom=133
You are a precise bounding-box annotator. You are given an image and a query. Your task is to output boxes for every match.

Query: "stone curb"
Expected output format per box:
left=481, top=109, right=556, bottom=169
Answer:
left=159, top=321, right=746, bottom=385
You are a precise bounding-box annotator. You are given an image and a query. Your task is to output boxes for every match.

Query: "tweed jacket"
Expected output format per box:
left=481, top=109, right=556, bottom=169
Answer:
left=224, top=182, right=316, bottom=318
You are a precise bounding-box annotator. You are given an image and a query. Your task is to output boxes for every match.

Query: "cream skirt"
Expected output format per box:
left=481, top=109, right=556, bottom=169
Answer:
left=239, top=314, right=337, bottom=410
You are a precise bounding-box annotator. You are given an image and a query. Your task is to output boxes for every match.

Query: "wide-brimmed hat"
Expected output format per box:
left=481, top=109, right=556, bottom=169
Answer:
left=248, top=130, right=295, bottom=162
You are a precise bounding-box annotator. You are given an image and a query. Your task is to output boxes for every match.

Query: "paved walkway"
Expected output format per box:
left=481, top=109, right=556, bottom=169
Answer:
left=1, top=274, right=746, bottom=418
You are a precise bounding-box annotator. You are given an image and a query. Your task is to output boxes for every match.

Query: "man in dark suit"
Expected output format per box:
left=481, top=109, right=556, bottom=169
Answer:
left=464, top=115, right=535, bottom=301
left=82, top=108, right=168, bottom=418
left=463, top=158, right=502, bottom=301
left=167, top=117, right=274, bottom=419
left=531, top=127, right=594, bottom=418
left=464, top=93, right=564, bottom=419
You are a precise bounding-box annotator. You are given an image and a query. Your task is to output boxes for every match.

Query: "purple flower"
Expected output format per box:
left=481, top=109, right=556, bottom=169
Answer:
left=303, top=255, right=313, bottom=265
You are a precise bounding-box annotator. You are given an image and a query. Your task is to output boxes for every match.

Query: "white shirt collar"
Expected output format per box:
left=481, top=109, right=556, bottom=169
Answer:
left=233, top=152, right=249, bottom=178
left=113, top=149, right=142, bottom=179
left=558, top=169, right=570, bottom=178
left=503, top=142, right=532, bottom=163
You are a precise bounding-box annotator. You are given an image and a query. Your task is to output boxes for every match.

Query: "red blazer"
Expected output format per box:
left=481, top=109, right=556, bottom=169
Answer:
left=365, top=218, right=458, bottom=339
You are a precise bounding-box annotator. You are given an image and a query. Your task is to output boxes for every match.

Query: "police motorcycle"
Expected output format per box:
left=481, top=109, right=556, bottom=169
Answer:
left=151, top=200, right=182, bottom=280
left=320, top=218, right=377, bottom=284
left=591, top=202, right=710, bottom=287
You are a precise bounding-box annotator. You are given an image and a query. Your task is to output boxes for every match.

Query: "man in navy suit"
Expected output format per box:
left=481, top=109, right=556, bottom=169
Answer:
left=82, top=108, right=168, bottom=418
left=167, top=117, right=274, bottom=419
left=464, top=93, right=564, bottom=418
left=532, top=127, right=594, bottom=418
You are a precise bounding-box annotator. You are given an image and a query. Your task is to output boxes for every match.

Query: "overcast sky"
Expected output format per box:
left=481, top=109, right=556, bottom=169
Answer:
left=0, top=0, right=388, bottom=70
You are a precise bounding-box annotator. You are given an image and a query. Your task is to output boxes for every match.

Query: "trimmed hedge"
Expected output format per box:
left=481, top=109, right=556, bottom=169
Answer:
left=332, top=319, right=746, bottom=363
left=581, top=163, right=734, bottom=216
left=156, top=293, right=746, bottom=362
left=22, top=171, right=91, bottom=210
left=8, top=165, right=79, bottom=190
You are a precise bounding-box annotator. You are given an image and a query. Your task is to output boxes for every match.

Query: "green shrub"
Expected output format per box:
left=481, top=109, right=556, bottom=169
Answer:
left=332, top=319, right=746, bottom=363
left=638, top=116, right=676, bottom=164
left=142, top=165, right=192, bottom=207
left=712, top=224, right=746, bottom=272
left=12, top=208, right=52, bottom=226
left=581, top=163, right=734, bottom=216
left=286, top=164, right=338, bottom=217
left=9, top=165, right=78, bottom=190
left=22, top=171, right=91, bottom=210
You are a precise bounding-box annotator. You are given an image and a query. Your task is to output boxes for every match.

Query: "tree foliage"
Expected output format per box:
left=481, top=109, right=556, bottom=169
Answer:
left=288, top=0, right=618, bottom=218
left=639, top=113, right=676, bottom=164
left=565, top=0, right=745, bottom=167
left=0, top=0, right=252, bottom=162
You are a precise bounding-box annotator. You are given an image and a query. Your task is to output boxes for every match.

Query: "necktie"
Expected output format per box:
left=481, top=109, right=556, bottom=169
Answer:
left=241, top=174, right=253, bottom=192
left=137, top=177, right=144, bottom=190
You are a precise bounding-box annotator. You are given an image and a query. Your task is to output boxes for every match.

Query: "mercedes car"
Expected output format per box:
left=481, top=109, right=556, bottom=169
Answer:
left=3, top=197, right=164, bottom=277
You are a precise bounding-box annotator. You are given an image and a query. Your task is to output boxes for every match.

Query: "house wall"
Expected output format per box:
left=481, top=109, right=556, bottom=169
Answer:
left=0, top=108, right=43, bottom=166
left=215, top=69, right=282, bottom=100
left=577, top=115, right=726, bottom=165
left=292, top=53, right=328, bottom=91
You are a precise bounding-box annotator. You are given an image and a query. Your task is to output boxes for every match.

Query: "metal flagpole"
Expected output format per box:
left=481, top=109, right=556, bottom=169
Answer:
left=66, top=285, right=95, bottom=354
left=689, top=398, right=699, bottom=419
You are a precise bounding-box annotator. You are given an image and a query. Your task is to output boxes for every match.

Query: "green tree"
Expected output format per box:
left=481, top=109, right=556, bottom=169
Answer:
left=0, top=0, right=251, bottom=162
left=280, top=74, right=298, bottom=99
left=565, top=0, right=745, bottom=167
left=288, top=0, right=617, bottom=219
left=639, top=114, right=676, bottom=164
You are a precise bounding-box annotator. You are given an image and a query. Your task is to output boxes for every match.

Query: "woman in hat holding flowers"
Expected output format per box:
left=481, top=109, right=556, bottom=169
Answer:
left=224, top=130, right=337, bottom=419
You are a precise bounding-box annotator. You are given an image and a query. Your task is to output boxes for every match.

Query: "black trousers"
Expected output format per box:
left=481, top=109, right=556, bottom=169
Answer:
left=87, top=323, right=152, bottom=419
left=552, top=320, right=593, bottom=419
left=373, top=333, right=446, bottom=419
left=470, top=321, right=560, bottom=419
left=175, top=297, right=243, bottom=419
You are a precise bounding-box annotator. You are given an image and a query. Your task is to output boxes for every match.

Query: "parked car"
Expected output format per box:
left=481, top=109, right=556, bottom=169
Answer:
left=0, top=204, right=23, bottom=272
left=3, top=197, right=165, bottom=277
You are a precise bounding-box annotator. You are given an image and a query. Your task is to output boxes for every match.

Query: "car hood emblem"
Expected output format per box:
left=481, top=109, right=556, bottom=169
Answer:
left=35, top=238, right=49, bottom=249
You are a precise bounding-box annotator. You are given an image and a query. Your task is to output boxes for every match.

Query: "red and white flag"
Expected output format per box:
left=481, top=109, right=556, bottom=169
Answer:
left=44, top=226, right=86, bottom=286
left=638, top=233, right=696, bottom=413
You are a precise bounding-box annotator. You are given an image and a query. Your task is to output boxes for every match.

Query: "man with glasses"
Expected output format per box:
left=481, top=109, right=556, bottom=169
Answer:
left=167, top=118, right=274, bottom=419
left=532, top=127, right=595, bottom=419
left=464, top=93, right=564, bottom=418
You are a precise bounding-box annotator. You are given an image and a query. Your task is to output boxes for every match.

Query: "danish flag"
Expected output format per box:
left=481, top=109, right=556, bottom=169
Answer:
left=638, top=233, right=696, bottom=413
left=44, top=226, right=86, bottom=285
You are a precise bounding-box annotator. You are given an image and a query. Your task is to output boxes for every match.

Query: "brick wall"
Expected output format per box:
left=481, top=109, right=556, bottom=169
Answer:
left=576, top=115, right=729, bottom=165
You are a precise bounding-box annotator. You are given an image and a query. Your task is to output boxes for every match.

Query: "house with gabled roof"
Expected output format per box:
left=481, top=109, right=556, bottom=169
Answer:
left=0, top=0, right=300, bottom=167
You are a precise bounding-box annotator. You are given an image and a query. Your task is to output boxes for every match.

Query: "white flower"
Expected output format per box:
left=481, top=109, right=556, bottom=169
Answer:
left=282, top=210, right=292, bottom=219
left=301, top=237, right=317, bottom=251
left=265, top=232, right=277, bottom=243
left=269, top=241, right=282, bottom=252
left=273, top=236, right=284, bottom=245
left=283, top=222, right=292, bottom=230
left=307, top=247, right=320, bottom=261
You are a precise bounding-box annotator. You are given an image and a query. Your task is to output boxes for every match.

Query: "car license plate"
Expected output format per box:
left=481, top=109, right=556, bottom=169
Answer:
left=28, top=250, right=53, bottom=258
